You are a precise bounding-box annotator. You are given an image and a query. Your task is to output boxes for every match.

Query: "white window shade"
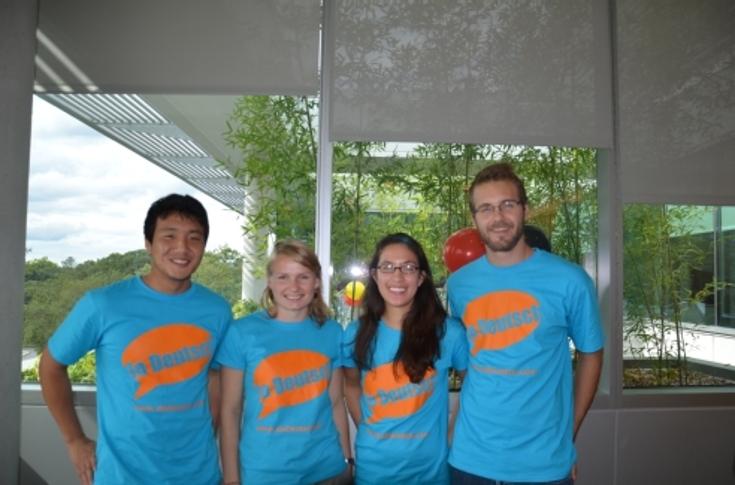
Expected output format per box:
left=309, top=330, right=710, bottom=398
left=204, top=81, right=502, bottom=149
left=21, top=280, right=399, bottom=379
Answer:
left=617, top=0, right=735, bottom=205
left=36, top=0, right=320, bottom=95
left=327, top=0, right=613, bottom=148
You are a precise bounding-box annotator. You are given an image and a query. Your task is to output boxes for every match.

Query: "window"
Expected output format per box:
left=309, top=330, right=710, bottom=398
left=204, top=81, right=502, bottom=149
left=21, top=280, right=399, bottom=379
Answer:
left=329, top=145, right=599, bottom=326
left=22, top=96, right=244, bottom=384
left=622, top=204, right=735, bottom=388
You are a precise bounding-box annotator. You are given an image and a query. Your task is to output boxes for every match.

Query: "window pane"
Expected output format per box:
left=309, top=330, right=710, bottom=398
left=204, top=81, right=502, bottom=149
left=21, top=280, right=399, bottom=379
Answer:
left=23, top=95, right=244, bottom=384
left=718, top=207, right=735, bottom=329
left=622, top=204, right=735, bottom=388
left=329, top=144, right=599, bottom=384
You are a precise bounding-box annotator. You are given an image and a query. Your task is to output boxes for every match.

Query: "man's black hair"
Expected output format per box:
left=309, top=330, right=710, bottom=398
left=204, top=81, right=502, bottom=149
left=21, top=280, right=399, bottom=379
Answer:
left=143, top=194, right=209, bottom=243
left=524, top=225, right=552, bottom=253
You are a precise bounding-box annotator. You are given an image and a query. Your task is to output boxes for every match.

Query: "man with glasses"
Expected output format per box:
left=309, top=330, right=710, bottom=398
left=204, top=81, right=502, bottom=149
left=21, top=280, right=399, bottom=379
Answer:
left=446, top=163, right=604, bottom=485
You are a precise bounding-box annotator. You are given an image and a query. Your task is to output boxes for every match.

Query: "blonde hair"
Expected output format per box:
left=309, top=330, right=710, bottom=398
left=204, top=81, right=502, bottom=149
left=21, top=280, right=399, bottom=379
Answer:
left=260, top=239, right=332, bottom=325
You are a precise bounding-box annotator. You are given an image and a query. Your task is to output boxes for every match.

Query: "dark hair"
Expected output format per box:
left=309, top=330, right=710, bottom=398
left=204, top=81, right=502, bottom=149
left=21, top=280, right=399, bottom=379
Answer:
left=144, top=194, right=209, bottom=243
left=468, top=162, right=528, bottom=213
left=353, top=233, right=447, bottom=383
left=524, top=224, right=552, bottom=252
left=261, top=239, right=331, bottom=325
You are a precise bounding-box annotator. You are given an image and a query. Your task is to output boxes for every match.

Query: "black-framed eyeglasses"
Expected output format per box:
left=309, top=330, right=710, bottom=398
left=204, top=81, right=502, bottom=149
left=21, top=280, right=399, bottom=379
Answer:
left=472, top=200, right=523, bottom=216
left=374, top=263, right=421, bottom=275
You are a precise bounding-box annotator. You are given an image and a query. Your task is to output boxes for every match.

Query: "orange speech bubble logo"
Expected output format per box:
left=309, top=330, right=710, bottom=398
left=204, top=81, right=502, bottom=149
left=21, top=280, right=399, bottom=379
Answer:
left=253, top=350, right=331, bottom=420
left=363, top=362, right=436, bottom=424
left=121, top=324, right=213, bottom=399
left=464, top=290, right=541, bottom=355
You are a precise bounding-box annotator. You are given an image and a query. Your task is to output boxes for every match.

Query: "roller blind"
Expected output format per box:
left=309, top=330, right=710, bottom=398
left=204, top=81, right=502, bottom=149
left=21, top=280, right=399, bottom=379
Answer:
left=327, top=0, right=613, bottom=148
left=36, top=0, right=320, bottom=95
left=617, top=0, right=735, bottom=205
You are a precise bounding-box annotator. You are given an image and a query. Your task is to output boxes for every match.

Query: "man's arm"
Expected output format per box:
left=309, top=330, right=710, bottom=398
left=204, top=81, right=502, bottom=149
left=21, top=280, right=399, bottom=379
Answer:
left=573, top=348, right=603, bottom=440
left=208, top=368, right=221, bottom=431
left=39, top=348, right=96, bottom=485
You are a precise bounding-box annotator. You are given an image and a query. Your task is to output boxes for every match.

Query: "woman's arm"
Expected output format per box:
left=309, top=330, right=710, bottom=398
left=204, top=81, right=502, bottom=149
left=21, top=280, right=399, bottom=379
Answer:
left=448, top=370, right=467, bottom=445
left=208, top=368, right=221, bottom=432
left=343, top=366, right=363, bottom=426
left=220, top=366, right=245, bottom=485
left=329, top=367, right=353, bottom=465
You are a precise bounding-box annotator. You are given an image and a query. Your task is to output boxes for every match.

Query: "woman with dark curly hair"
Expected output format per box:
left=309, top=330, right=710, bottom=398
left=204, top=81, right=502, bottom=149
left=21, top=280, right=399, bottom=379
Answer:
left=343, top=233, right=468, bottom=485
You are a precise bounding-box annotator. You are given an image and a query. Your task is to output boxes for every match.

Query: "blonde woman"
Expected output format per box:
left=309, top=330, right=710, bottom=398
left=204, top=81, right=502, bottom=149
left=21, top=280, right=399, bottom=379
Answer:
left=217, top=240, right=352, bottom=485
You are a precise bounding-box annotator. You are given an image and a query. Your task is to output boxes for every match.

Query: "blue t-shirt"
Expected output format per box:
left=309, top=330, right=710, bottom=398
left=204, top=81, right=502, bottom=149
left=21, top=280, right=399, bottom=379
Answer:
left=342, top=318, right=469, bottom=485
left=215, top=311, right=346, bottom=485
left=48, top=276, right=232, bottom=485
left=447, top=250, right=604, bottom=482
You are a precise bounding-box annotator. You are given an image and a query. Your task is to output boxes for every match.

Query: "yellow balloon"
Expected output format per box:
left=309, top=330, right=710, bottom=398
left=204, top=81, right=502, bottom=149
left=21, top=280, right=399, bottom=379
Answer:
left=345, top=280, right=366, bottom=301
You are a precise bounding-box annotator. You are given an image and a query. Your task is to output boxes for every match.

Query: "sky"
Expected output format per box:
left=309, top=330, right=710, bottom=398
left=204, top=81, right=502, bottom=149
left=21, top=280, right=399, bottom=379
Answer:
left=26, top=97, right=244, bottom=264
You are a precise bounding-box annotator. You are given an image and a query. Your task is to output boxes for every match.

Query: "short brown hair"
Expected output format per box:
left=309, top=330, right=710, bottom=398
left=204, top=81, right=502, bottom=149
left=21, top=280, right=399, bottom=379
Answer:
left=468, top=162, right=528, bottom=212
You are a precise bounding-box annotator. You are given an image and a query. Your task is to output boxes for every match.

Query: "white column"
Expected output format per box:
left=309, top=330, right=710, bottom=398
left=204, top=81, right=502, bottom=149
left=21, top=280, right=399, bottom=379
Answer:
left=241, top=190, right=269, bottom=302
left=315, top=0, right=335, bottom=304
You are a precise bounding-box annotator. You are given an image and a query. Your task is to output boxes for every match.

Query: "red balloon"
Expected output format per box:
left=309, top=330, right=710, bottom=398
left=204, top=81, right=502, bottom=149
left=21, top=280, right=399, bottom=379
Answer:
left=344, top=294, right=357, bottom=307
left=443, top=227, right=486, bottom=272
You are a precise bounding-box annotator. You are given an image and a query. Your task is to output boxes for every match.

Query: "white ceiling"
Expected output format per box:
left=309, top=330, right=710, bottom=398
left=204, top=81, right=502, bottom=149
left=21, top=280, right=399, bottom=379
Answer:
left=39, top=93, right=247, bottom=213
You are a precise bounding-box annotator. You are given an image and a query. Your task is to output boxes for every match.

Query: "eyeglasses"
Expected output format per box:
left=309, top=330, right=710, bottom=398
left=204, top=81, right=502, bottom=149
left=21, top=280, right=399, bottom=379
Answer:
left=374, top=263, right=421, bottom=275
left=472, top=200, right=523, bottom=216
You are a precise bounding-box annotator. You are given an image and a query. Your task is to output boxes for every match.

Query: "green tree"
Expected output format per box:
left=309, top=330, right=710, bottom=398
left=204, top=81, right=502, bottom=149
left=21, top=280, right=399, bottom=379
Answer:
left=512, top=146, right=598, bottom=265
left=223, top=96, right=393, bottom=278
left=73, top=250, right=150, bottom=280
left=369, top=145, right=598, bottom=276
left=24, top=272, right=124, bottom=350
left=232, top=298, right=261, bottom=319
left=24, top=257, right=62, bottom=283
left=222, top=95, right=599, bottom=285
left=23, top=352, right=96, bottom=384
left=23, top=246, right=243, bottom=350
left=193, top=245, right=244, bottom=306
left=224, top=95, right=320, bottom=271
left=622, top=204, right=720, bottom=386
left=368, top=143, right=496, bottom=276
